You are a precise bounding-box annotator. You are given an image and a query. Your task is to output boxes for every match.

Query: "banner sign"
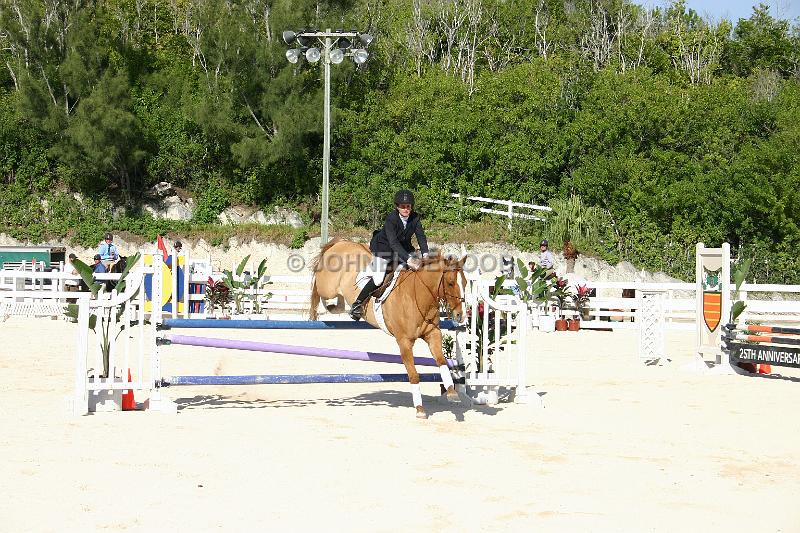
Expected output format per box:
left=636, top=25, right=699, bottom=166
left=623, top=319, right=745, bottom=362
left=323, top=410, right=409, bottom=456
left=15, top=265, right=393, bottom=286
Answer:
left=728, top=342, right=800, bottom=369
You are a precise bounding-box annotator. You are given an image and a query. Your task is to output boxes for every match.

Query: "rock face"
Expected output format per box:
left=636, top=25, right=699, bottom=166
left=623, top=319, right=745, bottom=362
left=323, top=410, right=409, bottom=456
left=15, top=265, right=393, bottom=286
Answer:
left=142, top=182, right=195, bottom=221
left=143, top=196, right=196, bottom=221
left=67, top=181, right=305, bottom=227
left=263, top=207, right=304, bottom=228
left=217, top=206, right=304, bottom=228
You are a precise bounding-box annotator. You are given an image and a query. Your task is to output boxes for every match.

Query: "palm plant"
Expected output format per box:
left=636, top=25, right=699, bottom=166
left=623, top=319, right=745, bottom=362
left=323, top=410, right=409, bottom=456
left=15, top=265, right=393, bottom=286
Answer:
left=509, top=258, right=552, bottom=305
left=65, top=253, right=141, bottom=378
left=222, top=254, right=272, bottom=314
left=546, top=194, right=607, bottom=273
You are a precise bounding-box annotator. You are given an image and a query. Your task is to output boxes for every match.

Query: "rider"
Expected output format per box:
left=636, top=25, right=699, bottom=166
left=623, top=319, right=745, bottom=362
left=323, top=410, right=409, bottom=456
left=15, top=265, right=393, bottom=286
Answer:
left=98, top=232, right=119, bottom=270
left=92, top=254, right=107, bottom=275
left=349, top=189, right=430, bottom=321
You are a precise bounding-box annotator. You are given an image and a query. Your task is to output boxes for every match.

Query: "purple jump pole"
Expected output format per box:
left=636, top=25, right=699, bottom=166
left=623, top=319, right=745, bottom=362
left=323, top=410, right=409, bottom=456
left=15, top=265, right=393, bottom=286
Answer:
left=163, top=334, right=456, bottom=369
left=161, top=373, right=444, bottom=386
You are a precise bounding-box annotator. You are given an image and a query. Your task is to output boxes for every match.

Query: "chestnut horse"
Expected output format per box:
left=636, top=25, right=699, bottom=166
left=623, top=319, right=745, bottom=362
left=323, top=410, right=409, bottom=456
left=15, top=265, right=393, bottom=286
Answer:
left=310, top=239, right=466, bottom=418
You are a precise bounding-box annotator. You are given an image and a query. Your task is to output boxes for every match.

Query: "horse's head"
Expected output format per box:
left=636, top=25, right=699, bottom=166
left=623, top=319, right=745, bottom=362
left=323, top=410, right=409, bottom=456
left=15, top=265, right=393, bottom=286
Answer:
left=437, top=256, right=467, bottom=324
left=111, top=255, right=127, bottom=274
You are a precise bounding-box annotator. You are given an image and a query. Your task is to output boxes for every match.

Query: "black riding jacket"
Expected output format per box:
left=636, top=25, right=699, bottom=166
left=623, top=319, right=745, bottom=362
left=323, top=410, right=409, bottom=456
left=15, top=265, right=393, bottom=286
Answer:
left=370, top=210, right=429, bottom=265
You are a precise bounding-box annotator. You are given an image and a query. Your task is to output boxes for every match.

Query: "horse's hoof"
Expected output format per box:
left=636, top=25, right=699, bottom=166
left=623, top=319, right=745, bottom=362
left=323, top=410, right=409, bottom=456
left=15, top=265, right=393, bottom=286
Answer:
left=415, top=406, right=428, bottom=419
left=443, top=385, right=460, bottom=403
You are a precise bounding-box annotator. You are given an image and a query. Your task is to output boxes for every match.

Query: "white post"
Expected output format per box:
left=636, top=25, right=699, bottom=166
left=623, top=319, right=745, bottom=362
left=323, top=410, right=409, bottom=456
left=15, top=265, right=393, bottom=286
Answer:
left=151, top=255, right=163, bottom=407
left=693, top=242, right=733, bottom=372
left=181, top=250, right=190, bottom=318
left=171, top=251, right=178, bottom=318
left=321, top=32, right=332, bottom=245
left=507, top=201, right=513, bottom=231
left=73, top=296, right=90, bottom=415
left=638, top=289, right=666, bottom=363
left=515, top=303, right=530, bottom=403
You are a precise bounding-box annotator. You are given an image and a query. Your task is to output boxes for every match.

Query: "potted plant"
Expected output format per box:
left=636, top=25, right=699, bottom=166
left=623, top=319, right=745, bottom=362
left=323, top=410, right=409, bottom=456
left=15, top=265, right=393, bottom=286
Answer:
left=501, top=259, right=556, bottom=331
left=568, top=284, right=592, bottom=330
left=205, top=277, right=231, bottom=319
left=552, top=277, right=573, bottom=331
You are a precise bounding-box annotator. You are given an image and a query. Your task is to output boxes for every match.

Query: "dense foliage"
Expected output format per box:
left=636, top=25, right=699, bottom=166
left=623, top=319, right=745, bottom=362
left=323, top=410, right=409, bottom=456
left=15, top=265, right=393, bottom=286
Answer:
left=1, top=0, right=798, bottom=282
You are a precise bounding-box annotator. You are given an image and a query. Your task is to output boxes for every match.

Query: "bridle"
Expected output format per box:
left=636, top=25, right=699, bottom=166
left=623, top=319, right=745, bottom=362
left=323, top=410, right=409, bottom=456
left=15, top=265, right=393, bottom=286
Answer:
left=400, top=259, right=465, bottom=326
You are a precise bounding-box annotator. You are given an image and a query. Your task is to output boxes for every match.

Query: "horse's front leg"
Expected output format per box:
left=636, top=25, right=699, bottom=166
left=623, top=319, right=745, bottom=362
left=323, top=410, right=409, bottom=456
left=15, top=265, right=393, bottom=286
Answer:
left=397, top=337, right=427, bottom=419
left=423, top=328, right=459, bottom=403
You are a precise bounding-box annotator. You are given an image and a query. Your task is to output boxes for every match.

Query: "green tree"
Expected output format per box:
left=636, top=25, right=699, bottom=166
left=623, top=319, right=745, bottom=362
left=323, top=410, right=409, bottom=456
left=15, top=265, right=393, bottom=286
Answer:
left=55, top=70, right=146, bottom=204
left=723, top=4, right=796, bottom=78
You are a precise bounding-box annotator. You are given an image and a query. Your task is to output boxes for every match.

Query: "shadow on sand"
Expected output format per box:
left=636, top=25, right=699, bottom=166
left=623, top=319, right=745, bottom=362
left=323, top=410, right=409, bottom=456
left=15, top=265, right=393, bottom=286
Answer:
left=172, top=389, right=505, bottom=421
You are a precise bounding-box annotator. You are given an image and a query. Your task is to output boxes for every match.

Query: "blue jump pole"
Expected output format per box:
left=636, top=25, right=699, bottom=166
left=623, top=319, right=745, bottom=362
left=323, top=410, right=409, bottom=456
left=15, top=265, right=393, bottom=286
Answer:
left=161, top=373, right=443, bottom=386
left=161, top=318, right=460, bottom=330
left=161, top=334, right=457, bottom=369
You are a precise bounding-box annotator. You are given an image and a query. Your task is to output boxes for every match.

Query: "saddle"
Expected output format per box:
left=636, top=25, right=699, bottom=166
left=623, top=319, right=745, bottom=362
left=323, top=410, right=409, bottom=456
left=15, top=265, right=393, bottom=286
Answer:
left=371, top=264, right=398, bottom=300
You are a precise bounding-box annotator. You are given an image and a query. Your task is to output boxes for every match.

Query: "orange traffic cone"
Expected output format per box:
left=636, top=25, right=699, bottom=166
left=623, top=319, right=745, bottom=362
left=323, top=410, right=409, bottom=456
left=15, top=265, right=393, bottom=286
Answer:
left=758, top=364, right=772, bottom=375
left=122, top=369, right=136, bottom=411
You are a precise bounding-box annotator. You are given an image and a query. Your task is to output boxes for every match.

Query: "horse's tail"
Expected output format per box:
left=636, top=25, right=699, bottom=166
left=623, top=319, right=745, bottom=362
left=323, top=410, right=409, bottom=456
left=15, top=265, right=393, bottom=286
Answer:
left=308, top=239, right=341, bottom=320
left=309, top=281, right=321, bottom=320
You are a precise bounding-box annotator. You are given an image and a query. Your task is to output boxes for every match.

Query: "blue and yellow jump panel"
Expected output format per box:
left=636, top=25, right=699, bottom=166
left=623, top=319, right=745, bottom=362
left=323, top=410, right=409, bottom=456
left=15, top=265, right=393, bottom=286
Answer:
left=144, top=253, right=187, bottom=314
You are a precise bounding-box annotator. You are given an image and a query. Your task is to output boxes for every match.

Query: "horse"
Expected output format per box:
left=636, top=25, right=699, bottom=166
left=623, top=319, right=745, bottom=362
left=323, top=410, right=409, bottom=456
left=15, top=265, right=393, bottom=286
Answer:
left=105, top=255, right=127, bottom=292
left=310, top=239, right=466, bottom=419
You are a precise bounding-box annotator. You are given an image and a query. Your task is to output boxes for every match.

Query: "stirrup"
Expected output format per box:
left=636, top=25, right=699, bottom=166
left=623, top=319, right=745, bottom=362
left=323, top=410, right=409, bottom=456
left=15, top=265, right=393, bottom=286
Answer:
left=349, top=302, right=364, bottom=321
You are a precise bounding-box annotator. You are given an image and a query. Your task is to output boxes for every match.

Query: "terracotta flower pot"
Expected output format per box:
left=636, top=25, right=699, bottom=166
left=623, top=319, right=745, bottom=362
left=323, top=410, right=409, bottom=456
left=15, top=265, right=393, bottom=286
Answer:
left=555, top=318, right=568, bottom=331
left=567, top=319, right=580, bottom=331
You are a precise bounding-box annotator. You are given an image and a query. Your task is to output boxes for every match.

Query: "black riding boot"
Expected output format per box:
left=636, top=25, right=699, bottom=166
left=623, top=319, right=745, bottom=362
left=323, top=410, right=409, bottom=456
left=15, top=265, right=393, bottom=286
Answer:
left=349, top=279, right=378, bottom=321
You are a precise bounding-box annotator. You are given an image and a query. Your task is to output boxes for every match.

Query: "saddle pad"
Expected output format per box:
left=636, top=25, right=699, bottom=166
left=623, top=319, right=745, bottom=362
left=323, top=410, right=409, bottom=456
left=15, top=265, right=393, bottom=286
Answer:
left=371, top=268, right=405, bottom=336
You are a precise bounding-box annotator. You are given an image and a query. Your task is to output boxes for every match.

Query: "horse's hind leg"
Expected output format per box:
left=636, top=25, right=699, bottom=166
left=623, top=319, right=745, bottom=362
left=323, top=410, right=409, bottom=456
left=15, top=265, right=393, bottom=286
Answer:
left=423, top=329, right=459, bottom=403
left=397, top=337, right=428, bottom=419
left=329, top=295, right=345, bottom=313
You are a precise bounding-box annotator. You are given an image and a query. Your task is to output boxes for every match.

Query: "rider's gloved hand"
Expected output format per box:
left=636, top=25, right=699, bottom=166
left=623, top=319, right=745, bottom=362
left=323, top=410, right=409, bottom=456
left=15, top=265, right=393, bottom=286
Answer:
left=407, top=257, right=422, bottom=271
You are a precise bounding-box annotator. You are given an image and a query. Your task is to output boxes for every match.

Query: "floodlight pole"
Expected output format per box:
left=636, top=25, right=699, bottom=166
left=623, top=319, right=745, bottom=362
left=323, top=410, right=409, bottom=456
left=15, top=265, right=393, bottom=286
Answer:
left=283, top=29, right=369, bottom=246
left=321, top=33, right=332, bottom=245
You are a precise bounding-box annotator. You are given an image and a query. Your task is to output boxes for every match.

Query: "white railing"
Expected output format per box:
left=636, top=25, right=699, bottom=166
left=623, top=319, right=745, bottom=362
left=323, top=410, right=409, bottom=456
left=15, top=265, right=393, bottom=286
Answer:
left=9, top=261, right=800, bottom=329
left=450, top=193, right=551, bottom=229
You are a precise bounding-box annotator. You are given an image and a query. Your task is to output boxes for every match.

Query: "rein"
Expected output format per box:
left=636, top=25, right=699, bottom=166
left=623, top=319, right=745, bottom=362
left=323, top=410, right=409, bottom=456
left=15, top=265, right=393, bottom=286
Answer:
left=405, top=263, right=463, bottom=327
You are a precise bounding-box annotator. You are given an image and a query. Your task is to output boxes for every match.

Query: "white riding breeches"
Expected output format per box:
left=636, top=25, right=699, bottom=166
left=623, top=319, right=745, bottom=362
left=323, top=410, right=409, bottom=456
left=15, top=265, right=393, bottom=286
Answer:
left=356, top=255, right=390, bottom=289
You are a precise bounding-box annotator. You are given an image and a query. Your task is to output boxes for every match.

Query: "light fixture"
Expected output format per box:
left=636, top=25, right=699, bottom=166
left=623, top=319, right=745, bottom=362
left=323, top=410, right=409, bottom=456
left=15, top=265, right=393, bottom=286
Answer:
left=281, top=28, right=373, bottom=245
left=352, top=49, right=369, bottom=64
left=305, top=47, right=321, bottom=63
left=285, top=48, right=302, bottom=63
left=329, top=48, right=344, bottom=64
left=297, top=31, right=313, bottom=47
left=359, top=33, right=374, bottom=48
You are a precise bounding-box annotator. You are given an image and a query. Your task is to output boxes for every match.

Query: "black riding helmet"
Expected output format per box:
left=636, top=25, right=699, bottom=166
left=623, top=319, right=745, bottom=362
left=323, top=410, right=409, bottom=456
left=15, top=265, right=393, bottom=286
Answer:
left=104, top=232, right=113, bottom=240
left=394, top=189, right=415, bottom=206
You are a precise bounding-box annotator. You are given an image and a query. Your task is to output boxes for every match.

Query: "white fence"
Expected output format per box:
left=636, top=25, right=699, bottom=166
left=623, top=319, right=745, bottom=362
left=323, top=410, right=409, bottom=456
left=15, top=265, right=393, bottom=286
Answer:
left=5, top=263, right=800, bottom=329
left=65, top=258, right=533, bottom=414
left=450, top=193, right=551, bottom=229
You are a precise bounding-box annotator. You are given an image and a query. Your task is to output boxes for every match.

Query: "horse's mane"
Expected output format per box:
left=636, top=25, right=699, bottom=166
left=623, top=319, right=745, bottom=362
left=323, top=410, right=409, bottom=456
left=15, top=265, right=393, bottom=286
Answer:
left=419, top=254, right=463, bottom=272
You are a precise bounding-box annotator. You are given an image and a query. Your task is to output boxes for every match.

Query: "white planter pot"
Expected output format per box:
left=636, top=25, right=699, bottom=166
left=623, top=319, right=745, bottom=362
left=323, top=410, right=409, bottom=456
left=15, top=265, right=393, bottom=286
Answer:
left=87, top=376, right=123, bottom=412
left=538, top=314, right=556, bottom=333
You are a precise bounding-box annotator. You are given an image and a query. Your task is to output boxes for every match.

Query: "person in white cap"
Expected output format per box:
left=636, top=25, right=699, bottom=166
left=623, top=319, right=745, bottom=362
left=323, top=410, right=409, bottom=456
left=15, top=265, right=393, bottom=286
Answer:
left=537, top=240, right=556, bottom=275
